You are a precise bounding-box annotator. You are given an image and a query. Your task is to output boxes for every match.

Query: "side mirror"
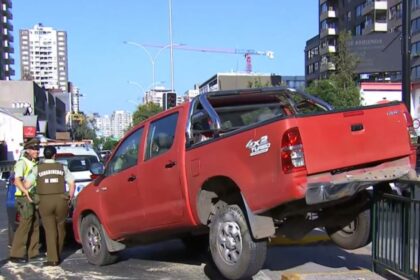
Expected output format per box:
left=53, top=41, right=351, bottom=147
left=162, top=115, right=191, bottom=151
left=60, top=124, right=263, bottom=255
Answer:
left=90, top=162, right=104, bottom=177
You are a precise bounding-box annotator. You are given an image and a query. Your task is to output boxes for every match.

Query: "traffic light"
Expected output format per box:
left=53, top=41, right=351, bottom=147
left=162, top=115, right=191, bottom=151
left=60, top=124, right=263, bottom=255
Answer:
left=164, top=92, right=177, bottom=110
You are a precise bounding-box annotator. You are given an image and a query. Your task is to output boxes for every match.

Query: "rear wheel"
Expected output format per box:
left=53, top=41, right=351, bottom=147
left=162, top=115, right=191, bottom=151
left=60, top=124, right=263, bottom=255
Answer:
left=209, top=204, right=267, bottom=280
left=80, top=214, right=118, bottom=265
left=325, top=209, right=371, bottom=250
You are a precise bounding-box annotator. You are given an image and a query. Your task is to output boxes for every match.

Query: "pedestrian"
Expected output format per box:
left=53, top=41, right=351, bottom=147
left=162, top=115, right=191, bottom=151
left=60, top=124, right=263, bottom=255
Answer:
left=25, top=145, right=75, bottom=266
left=9, top=138, right=44, bottom=264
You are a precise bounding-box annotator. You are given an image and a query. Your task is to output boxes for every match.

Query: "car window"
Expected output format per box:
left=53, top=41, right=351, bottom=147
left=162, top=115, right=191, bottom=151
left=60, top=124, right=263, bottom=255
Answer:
left=55, top=155, right=99, bottom=172
left=107, top=128, right=143, bottom=175
left=145, top=113, right=178, bottom=160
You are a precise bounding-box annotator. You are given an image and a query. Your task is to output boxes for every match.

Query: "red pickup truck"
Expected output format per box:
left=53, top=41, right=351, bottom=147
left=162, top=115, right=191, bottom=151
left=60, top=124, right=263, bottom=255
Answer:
left=73, top=87, right=417, bottom=280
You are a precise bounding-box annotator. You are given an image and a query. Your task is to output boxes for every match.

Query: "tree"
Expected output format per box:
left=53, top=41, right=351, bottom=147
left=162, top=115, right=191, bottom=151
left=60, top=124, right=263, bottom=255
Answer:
left=132, top=102, right=163, bottom=126
left=307, top=31, right=361, bottom=109
left=72, top=113, right=97, bottom=140
left=72, top=120, right=96, bottom=140
left=248, top=77, right=271, bottom=88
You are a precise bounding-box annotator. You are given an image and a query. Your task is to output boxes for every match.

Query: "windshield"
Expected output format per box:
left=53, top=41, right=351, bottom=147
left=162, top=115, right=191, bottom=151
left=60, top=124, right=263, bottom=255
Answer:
left=54, top=155, right=99, bottom=172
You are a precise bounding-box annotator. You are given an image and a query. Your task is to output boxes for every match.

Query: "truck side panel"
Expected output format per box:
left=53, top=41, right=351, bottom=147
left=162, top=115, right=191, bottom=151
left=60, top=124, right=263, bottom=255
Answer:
left=186, top=117, right=306, bottom=220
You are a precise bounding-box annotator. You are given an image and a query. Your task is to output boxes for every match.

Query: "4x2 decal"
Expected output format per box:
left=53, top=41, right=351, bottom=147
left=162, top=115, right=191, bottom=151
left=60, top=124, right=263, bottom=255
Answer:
left=246, top=135, right=271, bottom=156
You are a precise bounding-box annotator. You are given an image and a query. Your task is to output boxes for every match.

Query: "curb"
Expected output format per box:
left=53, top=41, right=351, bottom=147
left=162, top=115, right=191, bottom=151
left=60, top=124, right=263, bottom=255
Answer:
left=269, top=229, right=330, bottom=246
left=281, top=269, right=382, bottom=280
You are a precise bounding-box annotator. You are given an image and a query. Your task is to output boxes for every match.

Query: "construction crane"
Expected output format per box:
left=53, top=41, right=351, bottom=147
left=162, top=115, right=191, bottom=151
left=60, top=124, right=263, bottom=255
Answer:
left=142, top=43, right=274, bottom=73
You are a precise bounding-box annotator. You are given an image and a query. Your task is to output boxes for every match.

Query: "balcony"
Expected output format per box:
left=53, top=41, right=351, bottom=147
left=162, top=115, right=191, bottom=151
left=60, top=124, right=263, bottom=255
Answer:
left=320, top=9, right=337, bottom=21
left=362, top=21, right=387, bottom=35
left=320, top=62, right=335, bottom=72
left=319, top=45, right=336, bottom=55
left=320, top=27, right=337, bottom=38
left=362, top=0, right=387, bottom=16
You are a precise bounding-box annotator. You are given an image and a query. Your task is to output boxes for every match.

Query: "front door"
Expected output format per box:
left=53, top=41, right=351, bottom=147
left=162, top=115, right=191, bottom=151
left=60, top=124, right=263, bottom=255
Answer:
left=139, top=112, right=184, bottom=229
left=99, top=127, right=144, bottom=236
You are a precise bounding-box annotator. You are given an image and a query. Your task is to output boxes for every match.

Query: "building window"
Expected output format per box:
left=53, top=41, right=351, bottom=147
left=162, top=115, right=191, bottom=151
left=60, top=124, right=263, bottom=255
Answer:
left=412, top=42, right=420, bottom=57
left=413, top=0, right=420, bottom=11
left=412, top=18, right=420, bottom=35
left=390, top=3, right=402, bottom=20
left=412, top=65, right=420, bottom=80
left=355, top=4, right=363, bottom=17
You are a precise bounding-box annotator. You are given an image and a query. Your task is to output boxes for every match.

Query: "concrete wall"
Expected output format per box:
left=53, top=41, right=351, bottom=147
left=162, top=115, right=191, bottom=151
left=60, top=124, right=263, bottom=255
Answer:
left=0, top=81, right=67, bottom=139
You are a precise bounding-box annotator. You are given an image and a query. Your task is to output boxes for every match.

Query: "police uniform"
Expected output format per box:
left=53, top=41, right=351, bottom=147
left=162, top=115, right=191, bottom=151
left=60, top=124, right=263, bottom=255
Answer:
left=9, top=138, right=41, bottom=263
left=28, top=158, right=74, bottom=264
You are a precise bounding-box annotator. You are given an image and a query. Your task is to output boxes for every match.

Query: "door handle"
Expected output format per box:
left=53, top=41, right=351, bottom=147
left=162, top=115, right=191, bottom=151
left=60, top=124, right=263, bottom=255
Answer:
left=128, top=175, right=136, bottom=182
left=351, top=123, right=364, bottom=132
left=165, top=160, right=176, bottom=168
left=100, top=187, right=108, bottom=192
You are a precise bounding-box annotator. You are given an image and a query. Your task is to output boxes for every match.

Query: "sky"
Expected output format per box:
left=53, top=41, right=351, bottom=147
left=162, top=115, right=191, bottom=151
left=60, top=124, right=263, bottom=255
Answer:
left=13, top=1, right=318, bottom=115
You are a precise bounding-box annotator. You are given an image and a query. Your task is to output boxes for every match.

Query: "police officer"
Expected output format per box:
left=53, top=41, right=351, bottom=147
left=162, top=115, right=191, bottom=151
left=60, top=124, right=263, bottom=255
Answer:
left=26, top=145, right=75, bottom=266
left=9, top=138, right=44, bottom=264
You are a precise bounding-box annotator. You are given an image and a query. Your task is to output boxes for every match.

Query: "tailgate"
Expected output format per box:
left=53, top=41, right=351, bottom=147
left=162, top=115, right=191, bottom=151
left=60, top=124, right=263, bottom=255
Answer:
left=297, top=103, right=412, bottom=174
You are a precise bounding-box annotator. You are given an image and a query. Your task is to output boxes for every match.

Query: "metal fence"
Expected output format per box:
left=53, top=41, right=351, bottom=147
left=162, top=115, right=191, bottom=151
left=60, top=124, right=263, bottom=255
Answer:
left=372, top=183, right=420, bottom=279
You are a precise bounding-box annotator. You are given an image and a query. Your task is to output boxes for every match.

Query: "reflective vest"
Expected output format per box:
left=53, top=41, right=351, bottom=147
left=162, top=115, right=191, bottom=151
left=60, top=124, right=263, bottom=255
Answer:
left=14, top=156, right=36, bottom=197
left=36, top=162, right=65, bottom=195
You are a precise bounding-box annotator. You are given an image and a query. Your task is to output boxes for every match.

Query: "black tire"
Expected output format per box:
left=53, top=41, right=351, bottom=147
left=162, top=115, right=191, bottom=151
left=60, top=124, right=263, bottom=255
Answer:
left=209, top=204, right=267, bottom=280
left=80, top=214, right=118, bottom=265
left=182, top=234, right=209, bottom=254
left=325, top=209, right=371, bottom=250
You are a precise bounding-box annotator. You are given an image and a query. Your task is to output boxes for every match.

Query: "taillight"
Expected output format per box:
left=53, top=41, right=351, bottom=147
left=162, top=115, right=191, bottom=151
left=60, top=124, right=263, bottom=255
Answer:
left=403, top=111, right=418, bottom=148
left=281, top=127, right=306, bottom=174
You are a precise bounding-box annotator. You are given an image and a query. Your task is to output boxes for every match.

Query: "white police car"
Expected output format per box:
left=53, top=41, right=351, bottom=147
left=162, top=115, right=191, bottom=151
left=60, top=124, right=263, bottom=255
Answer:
left=39, top=141, right=103, bottom=197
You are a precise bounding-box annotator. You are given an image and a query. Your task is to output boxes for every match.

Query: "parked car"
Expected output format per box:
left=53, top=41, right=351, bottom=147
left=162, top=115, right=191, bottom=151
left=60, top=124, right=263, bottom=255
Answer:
left=6, top=140, right=103, bottom=246
left=72, top=87, right=417, bottom=280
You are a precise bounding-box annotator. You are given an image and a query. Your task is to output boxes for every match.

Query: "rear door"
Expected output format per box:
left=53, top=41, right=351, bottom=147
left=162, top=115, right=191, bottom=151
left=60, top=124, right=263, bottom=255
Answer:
left=139, top=111, right=185, bottom=229
left=296, top=104, right=412, bottom=174
left=98, top=127, right=144, bottom=236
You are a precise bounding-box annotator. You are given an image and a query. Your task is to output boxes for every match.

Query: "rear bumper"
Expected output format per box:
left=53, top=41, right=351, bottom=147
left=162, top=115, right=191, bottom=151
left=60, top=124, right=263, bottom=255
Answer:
left=305, top=157, right=416, bottom=205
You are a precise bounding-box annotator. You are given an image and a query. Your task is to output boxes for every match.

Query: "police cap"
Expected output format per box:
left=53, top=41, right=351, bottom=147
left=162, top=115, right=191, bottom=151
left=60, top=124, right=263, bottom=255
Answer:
left=24, top=138, right=40, bottom=150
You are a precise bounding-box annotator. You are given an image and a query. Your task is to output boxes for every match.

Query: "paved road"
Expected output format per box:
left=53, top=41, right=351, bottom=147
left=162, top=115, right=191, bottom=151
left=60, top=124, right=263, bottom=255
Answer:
left=0, top=184, right=385, bottom=280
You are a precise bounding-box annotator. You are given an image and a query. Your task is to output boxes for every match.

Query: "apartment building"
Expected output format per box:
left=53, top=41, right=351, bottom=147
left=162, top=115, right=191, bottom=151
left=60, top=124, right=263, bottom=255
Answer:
left=306, top=0, right=396, bottom=83
left=0, top=0, right=14, bottom=80
left=20, top=23, right=68, bottom=92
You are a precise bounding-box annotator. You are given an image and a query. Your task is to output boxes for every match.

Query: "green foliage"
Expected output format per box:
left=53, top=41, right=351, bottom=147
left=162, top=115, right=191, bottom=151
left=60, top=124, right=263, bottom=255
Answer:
left=247, top=77, right=272, bottom=88
left=93, top=136, right=119, bottom=151
left=307, top=31, right=361, bottom=109
left=72, top=115, right=96, bottom=141
left=132, top=102, right=163, bottom=126
left=102, top=137, right=119, bottom=150
left=306, top=80, right=360, bottom=109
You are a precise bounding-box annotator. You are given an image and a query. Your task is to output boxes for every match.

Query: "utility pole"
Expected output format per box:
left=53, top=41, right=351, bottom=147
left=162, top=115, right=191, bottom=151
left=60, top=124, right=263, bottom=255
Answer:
left=402, top=0, right=412, bottom=111
left=168, top=0, right=175, bottom=92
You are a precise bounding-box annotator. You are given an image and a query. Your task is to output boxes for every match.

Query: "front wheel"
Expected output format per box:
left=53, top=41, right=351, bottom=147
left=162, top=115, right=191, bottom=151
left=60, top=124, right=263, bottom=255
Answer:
left=325, top=209, right=371, bottom=250
left=80, top=214, right=118, bottom=265
left=209, top=204, right=267, bottom=280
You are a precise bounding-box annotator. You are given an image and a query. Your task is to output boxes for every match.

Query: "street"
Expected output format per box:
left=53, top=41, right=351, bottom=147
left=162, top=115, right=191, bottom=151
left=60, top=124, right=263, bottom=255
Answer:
left=0, top=185, right=384, bottom=280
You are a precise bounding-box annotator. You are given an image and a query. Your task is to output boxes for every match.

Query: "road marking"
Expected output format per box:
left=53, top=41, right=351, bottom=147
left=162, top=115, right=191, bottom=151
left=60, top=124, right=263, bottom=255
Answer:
left=0, top=229, right=7, bottom=234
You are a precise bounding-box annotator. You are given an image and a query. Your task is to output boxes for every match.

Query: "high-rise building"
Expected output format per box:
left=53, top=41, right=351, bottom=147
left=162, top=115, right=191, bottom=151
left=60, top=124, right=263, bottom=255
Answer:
left=111, top=110, right=132, bottom=139
left=306, top=0, right=395, bottom=83
left=95, top=114, right=112, bottom=138
left=20, top=23, right=68, bottom=92
left=305, top=0, right=420, bottom=117
left=0, top=0, right=14, bottom=80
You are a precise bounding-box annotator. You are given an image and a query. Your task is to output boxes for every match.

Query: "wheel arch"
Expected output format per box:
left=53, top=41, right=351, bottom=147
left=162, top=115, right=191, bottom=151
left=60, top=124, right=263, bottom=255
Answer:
left=197, top=176, right=275, bottom=240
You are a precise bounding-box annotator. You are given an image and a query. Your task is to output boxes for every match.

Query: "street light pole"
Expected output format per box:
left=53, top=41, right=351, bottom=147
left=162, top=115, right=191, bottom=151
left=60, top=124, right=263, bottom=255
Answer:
left=124, top=41, right=174, bottom=91
left=168, top=0, right=175, bottom=92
